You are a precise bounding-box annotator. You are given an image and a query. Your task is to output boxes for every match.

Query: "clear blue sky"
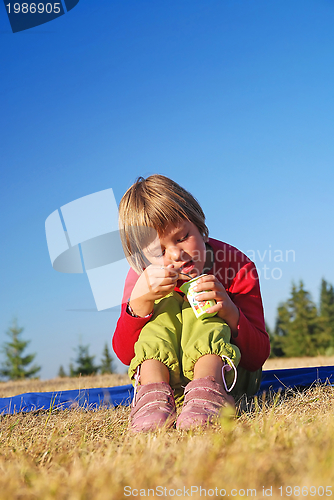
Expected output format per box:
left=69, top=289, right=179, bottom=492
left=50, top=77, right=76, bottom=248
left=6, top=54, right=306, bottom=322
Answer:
left=1, top=0, right=334, bottom=379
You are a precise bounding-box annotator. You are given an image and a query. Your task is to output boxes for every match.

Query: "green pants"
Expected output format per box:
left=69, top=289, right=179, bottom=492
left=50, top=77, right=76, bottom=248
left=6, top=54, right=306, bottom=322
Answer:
left=129, top=291, right=242, bottom=399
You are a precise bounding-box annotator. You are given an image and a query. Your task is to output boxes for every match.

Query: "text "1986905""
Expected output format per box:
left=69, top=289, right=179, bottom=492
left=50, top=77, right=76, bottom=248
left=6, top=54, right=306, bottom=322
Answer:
left=6, top=3, right=62, bottom=14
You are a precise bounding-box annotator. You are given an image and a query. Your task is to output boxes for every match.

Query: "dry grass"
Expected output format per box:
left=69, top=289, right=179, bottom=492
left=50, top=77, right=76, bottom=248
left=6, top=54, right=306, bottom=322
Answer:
left=1, top=366, right=334, bottom=499
left=264, top=354, right=334, bottom=370
left=0, top=373, right=129, bottom=398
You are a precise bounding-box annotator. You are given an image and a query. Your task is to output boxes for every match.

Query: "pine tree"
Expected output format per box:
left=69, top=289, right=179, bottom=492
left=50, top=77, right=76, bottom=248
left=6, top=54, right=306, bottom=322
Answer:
left=318, top=279, right=334, bottom=353
left=71, top=343, right=99, bottom=377
left=275, top=281, right=319, bottom=357
left=266, top=320, right=284, bottom=358
left=271, top=304, right=291, bottom=357
left=69, top=362, right=75, bottom=377
left=0, top=319, right=41, bottom=380
left=100, top=343, right=114, bottom=374
left=58, top=365, right=67, bottom=378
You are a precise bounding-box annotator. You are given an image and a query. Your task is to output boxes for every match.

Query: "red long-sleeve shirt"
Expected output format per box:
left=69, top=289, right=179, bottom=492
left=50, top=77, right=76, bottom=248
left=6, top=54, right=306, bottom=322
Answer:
left=112, top=238, right=270, bottom=372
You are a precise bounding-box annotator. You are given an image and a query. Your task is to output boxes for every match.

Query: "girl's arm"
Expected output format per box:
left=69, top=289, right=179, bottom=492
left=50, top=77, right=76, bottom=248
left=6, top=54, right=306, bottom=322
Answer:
left=112, top=268, right=153, bottom=365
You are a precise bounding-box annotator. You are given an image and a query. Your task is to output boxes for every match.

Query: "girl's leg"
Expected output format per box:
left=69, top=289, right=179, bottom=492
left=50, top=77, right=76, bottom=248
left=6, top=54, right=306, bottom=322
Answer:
left=177, top=301, right=240, bottom=430
left=188, top=314, right=262, bottom=400
left=129, top=291, right=184, bottom=391
left=140, top=359, right=170, bottom=384
left=180, top=299, right=240, bottom=386
left=193, top=353, right=223, bottom=384
left=129, top=292, right=183, bottom=432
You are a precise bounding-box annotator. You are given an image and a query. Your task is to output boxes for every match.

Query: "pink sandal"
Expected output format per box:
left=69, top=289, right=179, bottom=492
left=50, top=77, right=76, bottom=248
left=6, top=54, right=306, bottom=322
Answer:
left=130, top=382, right=177, bottom=432
left=176, top=376, right=235, bottom=430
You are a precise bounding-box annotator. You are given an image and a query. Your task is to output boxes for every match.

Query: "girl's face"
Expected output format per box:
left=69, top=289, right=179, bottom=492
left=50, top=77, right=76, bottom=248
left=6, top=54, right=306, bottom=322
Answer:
left=143, top=220, right=207, bottom=278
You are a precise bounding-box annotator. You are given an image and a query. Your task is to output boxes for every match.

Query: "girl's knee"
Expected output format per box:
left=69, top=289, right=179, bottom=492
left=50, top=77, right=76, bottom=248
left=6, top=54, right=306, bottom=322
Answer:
left=140, top=359, right=170, bottom=384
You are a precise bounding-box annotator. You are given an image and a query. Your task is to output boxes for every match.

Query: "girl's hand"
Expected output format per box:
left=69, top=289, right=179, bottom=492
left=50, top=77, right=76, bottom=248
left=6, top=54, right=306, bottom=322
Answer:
left=193, top=275, right=240, bottom=334
left=129, top=264, right=179, bottom=317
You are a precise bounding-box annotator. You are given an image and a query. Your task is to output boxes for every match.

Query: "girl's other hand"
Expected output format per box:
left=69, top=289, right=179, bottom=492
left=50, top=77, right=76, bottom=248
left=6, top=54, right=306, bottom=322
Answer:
left=193, top=275, right=240, bottom=335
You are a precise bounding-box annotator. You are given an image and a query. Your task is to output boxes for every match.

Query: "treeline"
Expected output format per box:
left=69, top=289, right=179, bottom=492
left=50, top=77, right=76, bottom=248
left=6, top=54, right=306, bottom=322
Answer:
left=58, top=342, right=114, bottom=378
left=0, top=319, right=114, bottom=381
left=269, top=279, right=334, bottom=358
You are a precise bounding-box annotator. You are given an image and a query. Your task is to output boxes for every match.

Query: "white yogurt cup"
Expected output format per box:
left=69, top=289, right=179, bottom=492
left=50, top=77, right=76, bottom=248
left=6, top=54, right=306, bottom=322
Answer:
left=180, top=274, right=217, bottom=319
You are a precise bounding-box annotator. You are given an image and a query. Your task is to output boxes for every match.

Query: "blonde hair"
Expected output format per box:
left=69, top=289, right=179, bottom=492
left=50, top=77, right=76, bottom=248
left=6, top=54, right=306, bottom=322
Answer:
left=119, top=174, right=209, bottom=273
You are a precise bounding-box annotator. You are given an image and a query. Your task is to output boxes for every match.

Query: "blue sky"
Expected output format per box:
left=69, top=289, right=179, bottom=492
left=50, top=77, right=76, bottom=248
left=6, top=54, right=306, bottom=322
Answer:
left=1, top=0, right=334, bottom=379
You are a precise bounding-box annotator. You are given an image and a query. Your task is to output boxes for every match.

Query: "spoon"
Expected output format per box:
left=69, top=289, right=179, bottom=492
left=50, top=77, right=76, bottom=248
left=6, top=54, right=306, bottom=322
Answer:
left=179, top=271, right=193, bottom=279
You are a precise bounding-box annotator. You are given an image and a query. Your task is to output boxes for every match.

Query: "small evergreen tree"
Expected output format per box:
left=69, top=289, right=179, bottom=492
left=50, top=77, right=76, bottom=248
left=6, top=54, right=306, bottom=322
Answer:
left=71, top=343, right=99, bottom=376
left=275, top=281, right=319, bottom=357
left=100, top=343, right=114, bottom=374
left=266, top=320, right=284, bottom=358
left=0, top=319, right=41, bottom=380
left=58, top=365, right=67, bottom=378
left=318, top=279, right=334, bottom=353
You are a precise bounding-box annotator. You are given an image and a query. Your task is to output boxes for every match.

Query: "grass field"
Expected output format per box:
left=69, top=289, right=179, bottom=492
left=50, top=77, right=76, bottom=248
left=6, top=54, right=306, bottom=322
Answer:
left=264, top=355, right=334, bottom=370
left=1, top=357, right=334, bottom=500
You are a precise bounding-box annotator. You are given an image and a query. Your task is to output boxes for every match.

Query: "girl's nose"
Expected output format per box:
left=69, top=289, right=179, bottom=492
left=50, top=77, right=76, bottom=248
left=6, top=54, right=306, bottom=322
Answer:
left=167, top=246, right=182, bottom=262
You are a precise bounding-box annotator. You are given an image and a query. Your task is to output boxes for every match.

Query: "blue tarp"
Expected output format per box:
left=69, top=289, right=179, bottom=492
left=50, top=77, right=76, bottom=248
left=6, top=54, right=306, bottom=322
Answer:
left=259, top=365, right=334, bottom=392
left=1, top=366, right=333, bottom=415
left=0, top=385, right=134, bottom=415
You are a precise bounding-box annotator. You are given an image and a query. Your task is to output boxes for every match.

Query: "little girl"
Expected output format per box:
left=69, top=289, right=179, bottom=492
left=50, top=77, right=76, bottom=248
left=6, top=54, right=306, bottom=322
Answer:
left=113, top=175, right=270, bottom=431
